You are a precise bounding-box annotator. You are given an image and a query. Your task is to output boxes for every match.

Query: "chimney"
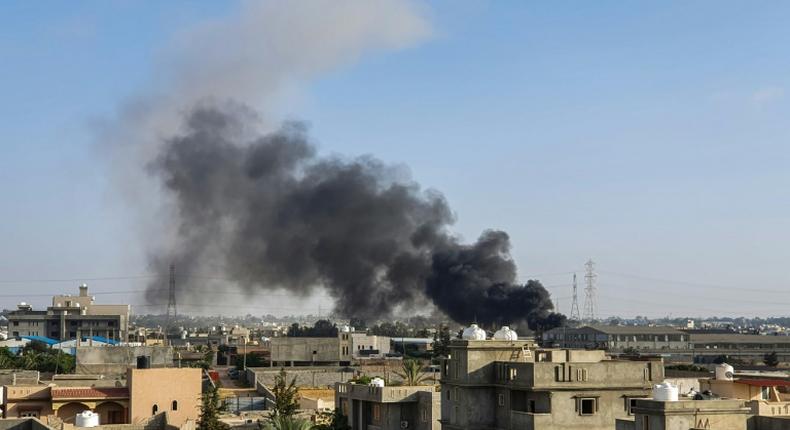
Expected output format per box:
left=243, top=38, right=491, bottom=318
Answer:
left=79, top=284, right=89, bottom=297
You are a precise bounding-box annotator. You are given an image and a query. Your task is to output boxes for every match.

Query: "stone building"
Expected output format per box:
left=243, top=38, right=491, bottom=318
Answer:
left=441, top=325, right=664, bottom=430
left=335, top=382, right=441, bottom=430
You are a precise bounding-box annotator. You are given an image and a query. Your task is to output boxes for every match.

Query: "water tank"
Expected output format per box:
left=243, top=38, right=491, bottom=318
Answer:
left=75, top=410, right=99, bottom=428
left=462, top=324, right=487, bottom=340
left=369, top=377, right=385, bottom=387
left=652, top=382, right=679, bottom=401
left=137, top=355, right=151, bottom=369
left=715, top=363, right=734, bottom=381
left=493, top=326, right=518, bottom=341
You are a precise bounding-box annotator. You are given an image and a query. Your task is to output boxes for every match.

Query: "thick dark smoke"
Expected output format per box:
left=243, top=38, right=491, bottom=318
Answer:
left=148, top=102, right=565, bottom=330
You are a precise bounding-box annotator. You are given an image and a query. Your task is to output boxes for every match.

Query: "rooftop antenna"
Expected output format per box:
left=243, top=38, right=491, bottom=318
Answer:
left=165, top=263, right=177, bottom=338
left=582, top=259, right=597, bottom=322
left=569, top=273, right=581, bottom=321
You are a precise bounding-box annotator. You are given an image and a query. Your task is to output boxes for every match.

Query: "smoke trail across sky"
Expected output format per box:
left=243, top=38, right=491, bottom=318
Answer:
left=101, top=0, right=564, bottom=328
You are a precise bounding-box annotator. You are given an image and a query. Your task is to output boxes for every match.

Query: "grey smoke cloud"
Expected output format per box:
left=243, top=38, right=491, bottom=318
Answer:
left=148, top=103, right=564, bottom=328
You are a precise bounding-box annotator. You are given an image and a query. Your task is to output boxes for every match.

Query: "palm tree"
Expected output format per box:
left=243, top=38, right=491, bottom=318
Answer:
left=269, top=416, right=313, bottom=430
left=395, top=360, right=426, bottom=386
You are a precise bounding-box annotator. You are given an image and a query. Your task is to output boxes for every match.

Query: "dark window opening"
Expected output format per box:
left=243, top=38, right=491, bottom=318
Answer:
left=580, top=398, right=595, bottom=415
left=152, top=404, right=159, bottom=415
left=172, top=400, right=178, bottom=411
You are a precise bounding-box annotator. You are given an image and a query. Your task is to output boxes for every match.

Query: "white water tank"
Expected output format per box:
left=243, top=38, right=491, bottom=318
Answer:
left=715, top=363, right=734, bottom=381
left=652, top=382, right=679, bottom=401
left=75, top=410, right=100, bottom=428
left=462, top=324, right=487, bottom=340
left=370, top=377, right=385, bottom=387
left=493, top=326, right=518, bottom=341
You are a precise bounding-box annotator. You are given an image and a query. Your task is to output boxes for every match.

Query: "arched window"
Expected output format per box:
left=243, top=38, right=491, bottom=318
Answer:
left=152, top=404, right=159, bottom=415
left=172, top=400, right=178, bottom=411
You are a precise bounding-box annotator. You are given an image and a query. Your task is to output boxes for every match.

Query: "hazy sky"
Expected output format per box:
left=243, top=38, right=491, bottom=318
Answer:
left=1, top=1, right=789, bottom=319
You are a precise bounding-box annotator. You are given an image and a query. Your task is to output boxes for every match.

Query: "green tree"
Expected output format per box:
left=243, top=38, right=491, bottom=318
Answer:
left=395, top=360, right=426, bottom=386
left=269, top=416, right=312, bottom=430
left=198, top=387, right=229, bottom=430
left=271, top=369, right=299, bottom=419
left=432, top=326, right=451, bottom=359
left=0, top=347, right=18, bottom=369
left=764, top=351, right=780, bottom=367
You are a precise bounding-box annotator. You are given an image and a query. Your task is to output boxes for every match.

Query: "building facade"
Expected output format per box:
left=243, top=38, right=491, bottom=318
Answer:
left=270, top=331, right=391, bottom=365
left=543, top=326, right=689, bottom=351
left=440, top=338, right=664, bottom=430
left=7, top=285, right=130, bottom=342
left=335, top=382, right=440, bottom=430
left=2, top=367, right=200, bottom=427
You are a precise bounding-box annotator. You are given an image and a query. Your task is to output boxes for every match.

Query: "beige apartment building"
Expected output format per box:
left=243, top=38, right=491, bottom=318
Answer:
left=7, top=285, right=130, bottom=342
left=335, top=382, right=441, bottom=430
left=441, top=326, right=664, bottom=430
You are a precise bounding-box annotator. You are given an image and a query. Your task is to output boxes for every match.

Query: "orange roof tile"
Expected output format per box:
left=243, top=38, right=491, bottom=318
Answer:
left=51, top=387, right=129, bottom=399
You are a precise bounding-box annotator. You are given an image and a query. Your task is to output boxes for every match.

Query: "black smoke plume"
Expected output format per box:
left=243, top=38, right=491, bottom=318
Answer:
left=147, top=102, right=565, bottom=330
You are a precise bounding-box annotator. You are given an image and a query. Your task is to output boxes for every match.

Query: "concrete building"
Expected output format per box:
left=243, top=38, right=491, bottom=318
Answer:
left=1, top=367, right=200, bottom=428
left=627, top=398, right=790, bottom=430
left=544, top=326, right=790, bottom=363
left=351, top=333, right=390, bottom=358
left=270, top=331, right=390, bottom=365
left=7, top=285, right=130, bottom=342
left=543, top=325, right=689, bottom=351
left=335, top=382, right=441, bottom=430
left=441, top=326, right=664, bottom=430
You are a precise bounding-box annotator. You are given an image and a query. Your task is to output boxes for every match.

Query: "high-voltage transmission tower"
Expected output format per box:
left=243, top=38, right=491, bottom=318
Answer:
left=165, top=263, right=177, bottom=333
left=569, top=273, right=581, bottom=321
left=582, top=259, right=597, bottom=322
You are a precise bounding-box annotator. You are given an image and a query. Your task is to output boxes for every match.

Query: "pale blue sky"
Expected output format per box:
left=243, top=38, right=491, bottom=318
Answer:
left=1, top=1, right=789, bottom=318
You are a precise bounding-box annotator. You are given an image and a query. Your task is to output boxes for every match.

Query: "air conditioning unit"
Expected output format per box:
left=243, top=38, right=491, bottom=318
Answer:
left=400, top=421, right=409, bottom=429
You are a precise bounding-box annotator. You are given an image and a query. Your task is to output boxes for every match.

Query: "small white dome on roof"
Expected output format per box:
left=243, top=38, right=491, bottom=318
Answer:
left=462, top=323, right=487, bottom=340
left=341, top=325, right=351, bottom=333
left=493, top=326, right=518, bottom=340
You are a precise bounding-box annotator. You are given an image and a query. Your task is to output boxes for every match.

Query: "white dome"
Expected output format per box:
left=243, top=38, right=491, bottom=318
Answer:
left=341, top=325, right=351, bottom=333
left=369, top=377, right=385, bottom=387
left=493, top=326, right=518, bottom=340
left=462, top=323, right=487, bottom=340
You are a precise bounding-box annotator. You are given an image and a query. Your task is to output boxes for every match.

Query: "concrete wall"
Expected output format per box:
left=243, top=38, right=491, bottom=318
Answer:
left=127, top=368, right=200, bottom=427
left=270, top=338, right=341, bottom=364
left=76, top=347, right=173, bottom=375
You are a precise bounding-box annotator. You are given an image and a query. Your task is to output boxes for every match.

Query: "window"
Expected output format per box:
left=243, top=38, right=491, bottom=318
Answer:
left=172, top=400, right=178, bottom=411
left=579, top=398, right=596, bottom=416
left=19, top=411, right=39, bottom=418
left=446, top=388, right=450, bottom=400
left=372, top=404, right=381, bottom=421
left=152, top=404, right=159, bottom=415
left=421, top=408, right=429, bottom=422
left=498, top=393, right=505, bottom=407
left=108, top=321, right=115, bottom=327
left=761, top=386, right=771, bottom=400
left=627, top=398, right=644, bottom=415
left=509, top=368, right=518, bottom=380
left=528, top=400, right=536, bottom=412
left=13, top=321, right=19, bottom=326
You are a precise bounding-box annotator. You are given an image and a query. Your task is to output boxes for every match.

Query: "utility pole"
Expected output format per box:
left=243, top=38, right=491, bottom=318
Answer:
left=582, top=259, right=597, bottom=322
left=570, top=273, right=581, bottom=321
left=166, top=263, right=177, bottom=343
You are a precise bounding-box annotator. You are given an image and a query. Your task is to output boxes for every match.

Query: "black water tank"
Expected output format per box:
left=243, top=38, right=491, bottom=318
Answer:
left=137, top=355, right=151, bottom=369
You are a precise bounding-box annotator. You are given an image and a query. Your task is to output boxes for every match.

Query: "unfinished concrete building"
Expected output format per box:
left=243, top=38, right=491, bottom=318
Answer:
left=335, top=382, right=441, bottom=430
left=440, top=325, right=664, bottom=430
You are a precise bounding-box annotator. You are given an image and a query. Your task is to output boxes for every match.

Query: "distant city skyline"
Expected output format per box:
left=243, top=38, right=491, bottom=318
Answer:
left=2, top=1, right=789, bottom=318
